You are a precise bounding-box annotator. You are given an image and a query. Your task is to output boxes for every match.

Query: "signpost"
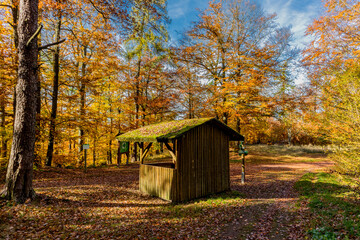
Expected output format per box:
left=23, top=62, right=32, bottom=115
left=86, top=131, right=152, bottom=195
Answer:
left=118, top=141, right=130, bottom=165
left=238, top=141, right=248, bottom=184
left=83, top=144, right=90, bottom=172
left=120, top=142, right=129, bottom=153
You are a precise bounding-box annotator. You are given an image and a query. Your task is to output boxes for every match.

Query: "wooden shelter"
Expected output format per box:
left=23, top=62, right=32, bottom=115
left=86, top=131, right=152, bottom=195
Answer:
left=117, top=118, right=244, bottom=202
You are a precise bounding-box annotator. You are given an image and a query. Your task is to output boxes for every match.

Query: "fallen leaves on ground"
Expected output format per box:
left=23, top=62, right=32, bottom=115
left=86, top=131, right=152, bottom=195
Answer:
left=0, top=151, right=332, bottom=239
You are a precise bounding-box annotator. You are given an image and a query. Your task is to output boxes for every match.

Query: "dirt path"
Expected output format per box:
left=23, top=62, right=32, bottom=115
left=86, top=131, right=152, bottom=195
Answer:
left=0, top=151, right=333, bottom=239
left=223, top=160, right=333, bottom=239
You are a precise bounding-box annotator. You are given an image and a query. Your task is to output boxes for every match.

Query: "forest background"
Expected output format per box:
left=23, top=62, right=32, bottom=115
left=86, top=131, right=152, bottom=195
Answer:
left=0, top=0, right=359, bottom=176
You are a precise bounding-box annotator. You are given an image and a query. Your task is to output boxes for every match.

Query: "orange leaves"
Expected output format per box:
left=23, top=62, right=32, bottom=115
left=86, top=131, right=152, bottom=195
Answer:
left=304, top=0, right=360, bottom=73
left=302, top=0, right=360, bottom=166
left=175, top=0, right=297, bottom=141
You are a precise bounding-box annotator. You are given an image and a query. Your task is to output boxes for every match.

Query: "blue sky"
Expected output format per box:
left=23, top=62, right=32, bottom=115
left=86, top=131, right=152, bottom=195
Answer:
left=167, top=0, right=324, bottom=48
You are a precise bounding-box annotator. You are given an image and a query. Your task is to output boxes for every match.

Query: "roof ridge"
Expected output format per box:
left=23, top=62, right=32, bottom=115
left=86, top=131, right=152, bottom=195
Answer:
left=117, top=117, right=243, bottom=142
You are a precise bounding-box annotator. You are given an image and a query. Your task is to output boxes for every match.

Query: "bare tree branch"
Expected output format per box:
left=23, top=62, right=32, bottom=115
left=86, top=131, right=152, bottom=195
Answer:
left=0, top=4, right=12, bottom=8
left=26, top=24, right=43, bottom=47
left=39, top=39, right=66, bottom=51
left=6, top=21, right=16, bottom=29
left=87, top=0, right=109, bottom=20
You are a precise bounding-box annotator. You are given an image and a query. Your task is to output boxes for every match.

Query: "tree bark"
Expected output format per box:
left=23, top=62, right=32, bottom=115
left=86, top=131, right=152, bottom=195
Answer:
left=46, top=10, right=62, bottom=166
left=10, top=1, right=19, bottom=126
left=135, top=59, right=141, bottom=129
left=92, top=137, right=96, bottom=167
left=78, top=46, right=87, bottom=163
left=0, top=97, right=7, bottom=159
left=287, top=128, right=292, bottom=145
left=1, top=0, right=39, bottom=203
left=131, top=59, right=141, bottom=162
left=33, top=8, right=42, bottom=167
left=108, top=97, right=113, bottom=164
left=235, top=116, right=241, bottom=151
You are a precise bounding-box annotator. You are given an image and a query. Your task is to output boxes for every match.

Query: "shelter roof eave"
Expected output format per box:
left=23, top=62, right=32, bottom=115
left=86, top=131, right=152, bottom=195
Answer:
left=117, top=118, right=244, bottom=142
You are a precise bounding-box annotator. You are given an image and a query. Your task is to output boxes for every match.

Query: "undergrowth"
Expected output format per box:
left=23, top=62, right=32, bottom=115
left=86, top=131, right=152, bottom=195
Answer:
left=295, top=172, right=360, bottom=239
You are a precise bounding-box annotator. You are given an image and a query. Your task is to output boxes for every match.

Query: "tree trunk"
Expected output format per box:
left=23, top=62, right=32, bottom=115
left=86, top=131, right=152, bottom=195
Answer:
left=134, top=59, right=141, bottom=129
left=1, top=0, right=39, bottom=203
left=131, top=142, right=138, bottom=162
left=11, top=2, right=19, bottom=126
left=131, top=59, right=141, bottom=163
left=45, top=11, right=62, bottom=166
left=78, top=46, right=87, bottom=163
left=108, top=98, right=113, bottom=164
left=287, top=128, right=292, bottom=145
left=235, top=116, right=241, bottom=151
left=34, top=8, right=42, bottom=167
left=187, top=86, right=194, bottom=119
left=117, top=143, right=121, bottom=166
left=92, top=137, right=96, bottom=167
left=0, top=97, right=7, bottom=159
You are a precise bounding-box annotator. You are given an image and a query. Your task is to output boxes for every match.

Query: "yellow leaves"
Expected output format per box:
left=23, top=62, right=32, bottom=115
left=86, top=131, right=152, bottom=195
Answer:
left=303, top=0, right=360, bottom=146
left=176, top=0, right=297, bottom=141
left=304, top=0, right=360, bottom=73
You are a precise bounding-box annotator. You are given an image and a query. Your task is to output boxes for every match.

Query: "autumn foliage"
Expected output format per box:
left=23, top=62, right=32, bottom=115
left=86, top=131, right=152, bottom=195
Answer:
left=0, top=0, right=358, bottom=169
left=303, top=0, right=360, bottom=175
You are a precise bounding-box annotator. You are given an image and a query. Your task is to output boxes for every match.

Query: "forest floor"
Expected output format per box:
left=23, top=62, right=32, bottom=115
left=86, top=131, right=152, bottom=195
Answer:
left=0, top=145, right=334, bottom=239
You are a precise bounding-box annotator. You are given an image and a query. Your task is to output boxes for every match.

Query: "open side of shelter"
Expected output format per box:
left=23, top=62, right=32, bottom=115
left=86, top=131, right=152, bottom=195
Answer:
left=117, top=118, right=244, bottom=202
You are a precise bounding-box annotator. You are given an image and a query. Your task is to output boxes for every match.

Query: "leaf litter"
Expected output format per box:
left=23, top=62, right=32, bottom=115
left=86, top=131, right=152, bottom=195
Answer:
left=0, top=151, right=332, bottom=239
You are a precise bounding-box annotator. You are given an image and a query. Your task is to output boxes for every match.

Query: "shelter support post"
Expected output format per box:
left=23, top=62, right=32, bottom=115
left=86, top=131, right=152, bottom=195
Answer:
left=164, top=141, right=176, bottom=163
left=139, top=142, right=143, bottom=163
left=140, top=142, right=153, bottom=164
left=131, top=142, right=138, bottom=162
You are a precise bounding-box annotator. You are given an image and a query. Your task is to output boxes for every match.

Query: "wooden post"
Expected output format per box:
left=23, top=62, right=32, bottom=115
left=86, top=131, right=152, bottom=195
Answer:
left=164, top=142, right=176, bottom=163
left=131, top=142, right=138, bottom=162
left=84, top=148, right=87, bottom=173
left=139, top=142, right=143, bottom=164
left=160, top=142, right=164, bottom=153
left=140, top=142, right=152, bottom=164
left=241, top=154, right=245, bottom=184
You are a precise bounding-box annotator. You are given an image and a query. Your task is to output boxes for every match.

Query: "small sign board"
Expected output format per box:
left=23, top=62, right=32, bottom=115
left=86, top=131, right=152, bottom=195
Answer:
left=83, top=144, right=90, bottom=150
left=120, top=142, right=129, bottom=153
left=238, top=150, right=248, bottom=156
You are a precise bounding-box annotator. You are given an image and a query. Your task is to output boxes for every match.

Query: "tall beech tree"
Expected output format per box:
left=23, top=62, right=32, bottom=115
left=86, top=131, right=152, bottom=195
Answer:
left=124, top=0, right=170, bottom=127
left=0, top=18, right=14, bottom=162
left=0, top=0, right=20, bottom=125
left=1, top=0, right=39, bottom=203
left=304, top=0, right=360, bottom=175
left=123, top=0, right=170, bottom=161
left=45, top=0, right=63, bottom=166
left=175, top=61, right=208, bottom=119
left=177, top=0, right=297, bottom=136
left=0, top=0, right=325, bottom=169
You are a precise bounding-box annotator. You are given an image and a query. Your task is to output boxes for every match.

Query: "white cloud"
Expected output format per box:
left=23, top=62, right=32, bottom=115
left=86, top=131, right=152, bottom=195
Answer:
left=262, top=0, right=323, bottom=84
left=168, top=0, right=190, bottom=19
left=263, top=0, right=321, bottom=48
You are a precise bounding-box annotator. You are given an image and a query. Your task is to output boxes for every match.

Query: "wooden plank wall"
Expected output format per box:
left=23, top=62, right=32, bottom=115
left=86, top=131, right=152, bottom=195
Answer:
left=139, top=164, right=176, bottom=201
left=139, top=123, right=230, bottom=202
left=177, top=123, right=230, bottom=202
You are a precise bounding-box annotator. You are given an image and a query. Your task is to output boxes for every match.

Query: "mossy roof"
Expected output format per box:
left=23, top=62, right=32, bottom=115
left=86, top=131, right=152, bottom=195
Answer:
left=117, top=118, right=244, bottom=142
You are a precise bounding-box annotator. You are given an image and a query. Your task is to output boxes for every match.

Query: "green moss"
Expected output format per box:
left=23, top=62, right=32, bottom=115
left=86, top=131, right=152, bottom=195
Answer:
left=117, top=118, right=213, bottom=142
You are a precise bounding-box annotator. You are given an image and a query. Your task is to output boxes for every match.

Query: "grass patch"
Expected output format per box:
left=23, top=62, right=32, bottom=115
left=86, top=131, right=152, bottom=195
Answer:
left=161, top=191, right=246, bottom=219
left=230, top=144, right=330, bottom=165
left=245, top=144, right=328, bottom=157
left=295, top=172, right=360, bottom=239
